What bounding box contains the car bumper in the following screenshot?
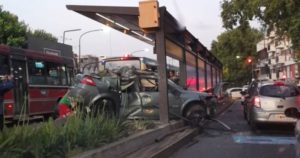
[251,107,297,124]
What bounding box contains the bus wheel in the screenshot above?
[91,99,115,117]
[184,103,206,128]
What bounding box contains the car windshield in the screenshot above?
[105,60,140,71]
[168,79,184,91]
[259,84,300,98]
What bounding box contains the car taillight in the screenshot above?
[80,76,96,86]
[254,97,261,108]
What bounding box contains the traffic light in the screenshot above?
[247,57,252,64]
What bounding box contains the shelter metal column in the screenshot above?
[156,7,169,123]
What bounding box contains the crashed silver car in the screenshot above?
[57,66,217,122]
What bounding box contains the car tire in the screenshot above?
[184,103,206,127]
[91,99,115,117]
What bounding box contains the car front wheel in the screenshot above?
[90,99,115,117]
[184,103,206,127]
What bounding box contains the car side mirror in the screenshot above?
[285,108,300,119]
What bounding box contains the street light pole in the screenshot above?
[235,55,240,82]
[78,29,102,70]
[63,29,81,44]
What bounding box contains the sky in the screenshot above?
[1,0,225,59]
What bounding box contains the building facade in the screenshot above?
[256,31,299,82]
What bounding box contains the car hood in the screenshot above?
[181,90,210,100]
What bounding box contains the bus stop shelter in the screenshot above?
[67,2,222,123]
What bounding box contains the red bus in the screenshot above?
[0,45,74,123]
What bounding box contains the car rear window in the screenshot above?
[259,85,300,98]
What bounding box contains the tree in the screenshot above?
[0,6,58,47]
[0,6,27,47]
[221,0,300,49]
[211,26,263,84]
[28,29,58,42]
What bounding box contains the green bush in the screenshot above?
[0,114,124,158]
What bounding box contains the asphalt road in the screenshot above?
[170,100,297,158]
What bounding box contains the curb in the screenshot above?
[140,100,235,158]
[72,120,184,158]
[123,127,198,158]
[72,101,235,158]
[151,128,198,158]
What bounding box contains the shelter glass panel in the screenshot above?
[216,69,220,83]
[198,59,205,91]
[166,39,183,61]
[186,52,197,90]
[206,63,212,89]
[167,56,180,84]
[212,67,216,87]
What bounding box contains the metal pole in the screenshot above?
[62,29,81,44]
[78,29,102,71]
[156,7,169,124]
[252,62,254,79]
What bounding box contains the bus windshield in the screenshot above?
[105,59,140,71]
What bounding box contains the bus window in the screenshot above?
[46,62,60,85]
[60,66,67,85]
[0,55,9,76]
[66,67,74,85]
[28,60,46,85]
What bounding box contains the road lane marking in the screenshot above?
[232,135,296,145]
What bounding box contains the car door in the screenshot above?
[11,58,28,117]
[167,83,183,117]
[119,78,142,118]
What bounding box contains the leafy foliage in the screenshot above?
[211,26,263,84]
[221,0,300,49]
[28,29,58,42]
[0,6,58,47]
[0,7,27,47]
[0,115,124,158]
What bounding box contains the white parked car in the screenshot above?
[226,87,243,99]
